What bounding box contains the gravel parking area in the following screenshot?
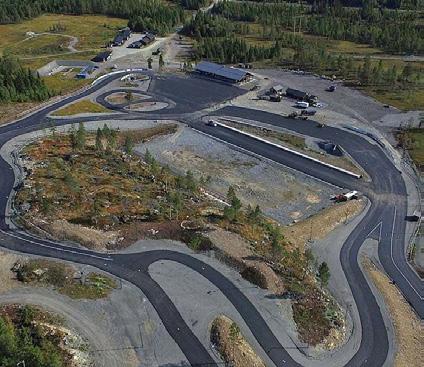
[140,126,334,224]
[0,250,188,367]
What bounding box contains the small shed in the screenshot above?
[92,50,112,63]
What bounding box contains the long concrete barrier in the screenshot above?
[214,120,362,179]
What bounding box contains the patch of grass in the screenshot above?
[61,273,117,299]
[398,128,424,170]
[0,14,127,56]
[365,88,424,111]
[13,259,117,299]
[52,99,110,116]
[8,34,70,57]
[43,74,92,96]
[21,50,99,70]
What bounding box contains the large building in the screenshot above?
[194,61,251,84]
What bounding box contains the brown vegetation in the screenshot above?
[13,259,117,299]
[363,258,424,367]
[211,315,265,367]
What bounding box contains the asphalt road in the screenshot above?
[0,71,422,367]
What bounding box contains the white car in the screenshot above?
[295,101,309,109]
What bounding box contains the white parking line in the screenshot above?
[0,229,113,261]
[389,207,423,300]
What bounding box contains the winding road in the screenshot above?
[0,70,422,367]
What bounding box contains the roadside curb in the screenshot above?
[213,120,362,179]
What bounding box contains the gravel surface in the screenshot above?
[140,125,335,225]
[0,250,189,367]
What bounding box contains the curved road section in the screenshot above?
[0,71,422,367]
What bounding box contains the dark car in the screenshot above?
[301,109,317,116]
[327,85,336,92]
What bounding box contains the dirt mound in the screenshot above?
[207,228,285,294]
[211,315,265,367]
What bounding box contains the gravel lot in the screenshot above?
[140,125,334,224]
[0,250,188,367]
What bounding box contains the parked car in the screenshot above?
[295,101,309,109]
[301,109,317,116]
[327,85,336,92]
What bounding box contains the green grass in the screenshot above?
[52,99,110,115]
[404,128,424,169]
[0,14,127,54]
[61,273,118,299]
[14,259,117,299]
[365,88,424,111]
[8,34,71,57]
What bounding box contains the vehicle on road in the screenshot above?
[327,85,336,92]
[206,120,217,127]
[331,190,359,202]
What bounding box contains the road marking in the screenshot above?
[389,207,423,300]
[366,221,382,242]
[0,229,113,261]
[194,128,345,190]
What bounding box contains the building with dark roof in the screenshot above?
[92,50,112,63]
[194,61,250,83]
[141,33,155,46]
[112,27,132,46]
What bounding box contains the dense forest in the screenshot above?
[0,306,65,367]
[0,0,184,34]
[178,0,210,10]
[212,0,424,54]
[0,56,51,103]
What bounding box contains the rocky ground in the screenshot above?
[141,126,335,225]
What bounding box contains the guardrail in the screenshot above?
[214,120,362,179]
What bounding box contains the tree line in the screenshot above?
[0,0,184,35]
[211,0,423,54]
[0,55,51,103]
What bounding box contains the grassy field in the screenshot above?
[8,34,71,57]
[0,14,127,55]
[52,99,110,116]
[404,128,424,170]
[365,88,424,111]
